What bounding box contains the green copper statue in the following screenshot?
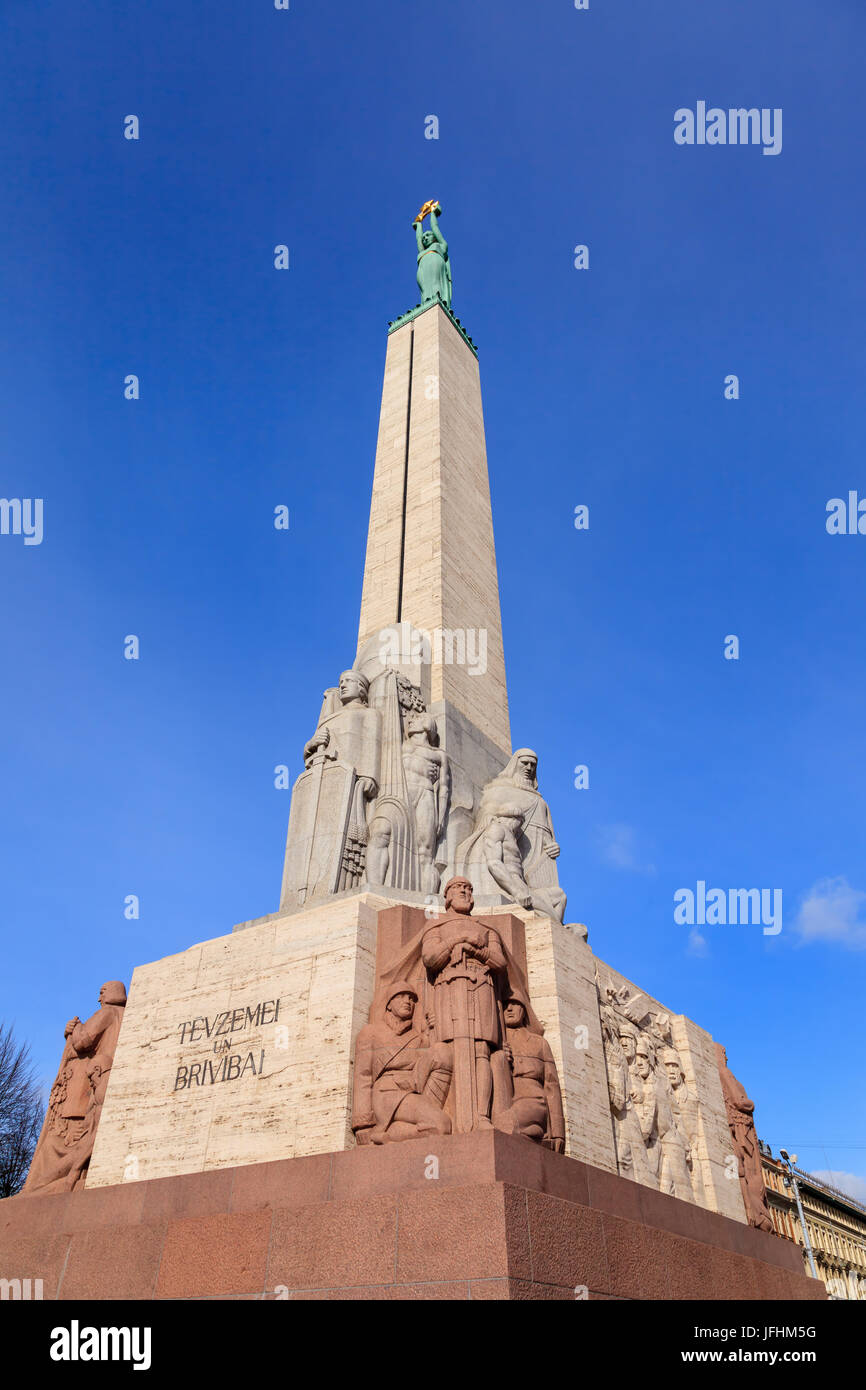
[413,200,452,310]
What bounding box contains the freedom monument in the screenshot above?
[0,205,820,1300]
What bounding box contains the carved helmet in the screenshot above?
[100,981,127,1006]
[384,980,418,1008]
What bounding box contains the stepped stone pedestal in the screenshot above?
[0,1132,823,1300]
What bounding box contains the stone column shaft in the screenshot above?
[356,304,511,756]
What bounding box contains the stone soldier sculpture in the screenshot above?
[655,1059,694,1202]
[352,981,452,1144]
[629,1037,662,1184]
[23,981,127,1195]
[600,1005,650,1184]
[421,877,508,1133]
[715,1043,774,1232]
[491,989,565,1151]
[661,1045,704,1203]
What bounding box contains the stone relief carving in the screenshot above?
[715,1042,774,1232]
[22,981,127,1195]
[456,749,566,922]
[599,1002,654,1185]
[629,1038,664,1181]
[395,673,425,714]
[351,877,564,1147]
[662,1045,705,1204]
[651,1047,694,1202]
[597,976,694,1200]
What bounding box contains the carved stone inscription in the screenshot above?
[172,998,281,1091]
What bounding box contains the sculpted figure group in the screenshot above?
[352,878,565,1149]
[598,978,699,1202]
[280,653,567,923]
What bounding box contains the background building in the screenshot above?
[761,1143,866,1300]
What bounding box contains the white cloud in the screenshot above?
[795,877,866,951]
[810,1170,866,1205]
[687,929,709,957]
[596,823,656,876]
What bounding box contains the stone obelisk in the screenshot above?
[356,298,511,757]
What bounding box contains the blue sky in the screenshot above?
[1,1,864,1198]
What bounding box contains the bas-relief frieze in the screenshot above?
[597,973,702,1203]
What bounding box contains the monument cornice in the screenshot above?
[387,299,478,356]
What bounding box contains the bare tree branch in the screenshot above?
[0,1022,45,1198]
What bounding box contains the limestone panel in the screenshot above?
[86,895,387,1187]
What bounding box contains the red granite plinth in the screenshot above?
[0,1132,825,1300]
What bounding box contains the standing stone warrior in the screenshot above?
[352,981,452,1145]
[492,990,565,1152]
[368,711,450,895]
[715,1043,774,1232]
[280,668,381,907]
[413,201,451,310]
[600,1003,630,1165]
[654,1051,694,1201]
[629,1038,662,1182]
[23,981,127,1195]
[614,1025,657,1186]
[457,749,566,922]
[661,1046,705,1204]
[421,877,507,1133]
[599,1008,651,1185]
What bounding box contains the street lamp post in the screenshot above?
[779,1148,819,1282]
